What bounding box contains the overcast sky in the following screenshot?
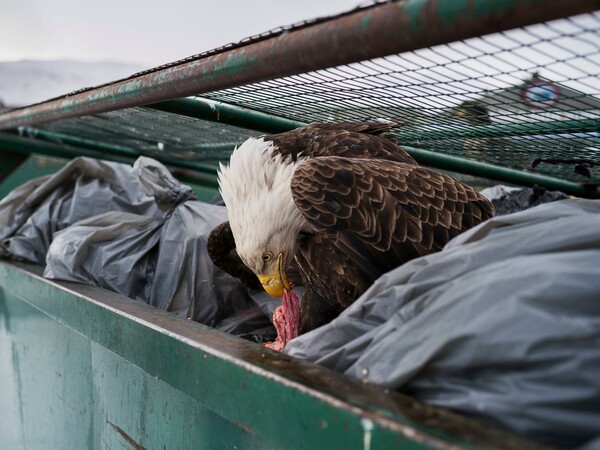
[0,0,362,68]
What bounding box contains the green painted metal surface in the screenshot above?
[0,131,135,166]
[0,281,272,450]
[403,146,597,197]
[3,129,228,177]
[147,97,306,134]
[0,154,66,200]
[0,131,221,189]
[0,262,544,450]
[0,139,218,203]
[0,150,27,184]
[394,118,600,143]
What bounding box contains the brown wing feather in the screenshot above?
[302,121,399,137]
[291,157,494,279]
[264,122,416,165]
[295,232,373,333]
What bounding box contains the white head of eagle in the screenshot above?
[217,137,310,297]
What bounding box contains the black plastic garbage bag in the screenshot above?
[286,199,600,448]
[481,184,569,215]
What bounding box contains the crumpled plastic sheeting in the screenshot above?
[145,201,263,327]
[0,156,274,334]
[286,199,600,449]
[44,211,162,301]
[0,156,193,263]
[44,202,264,329]
[481,184,569,216]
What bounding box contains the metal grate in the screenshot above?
[19,108,261,164]
[5,8,599,190]
[201,12,600,183]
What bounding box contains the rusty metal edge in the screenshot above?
[1,0,599,130]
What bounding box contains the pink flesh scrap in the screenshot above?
[264,289,300,351]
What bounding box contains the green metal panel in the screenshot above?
[0,284,272,450]
[0,262,544,450]
[0,147,218,203]
[0,131,223,195]
[403,146,597,197]
[0,150,28,184]
[0,293,94,449]
[0,130,224,179]
[0,155,67,200]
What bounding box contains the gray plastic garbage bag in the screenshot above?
[44,211,163,300]
[1,155,274,336]
[286,199,600,448]
[146,201,263,326]
[0,156,194,263]
[44,201,266,328]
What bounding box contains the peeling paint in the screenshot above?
[358,14,372,32]
[361,417,374,450]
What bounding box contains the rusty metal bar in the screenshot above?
[0,0,598,130]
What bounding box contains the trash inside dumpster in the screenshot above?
[1,152,600,448]
[287,199,600,448]
[0,156,276,338]
[1,1,600,449]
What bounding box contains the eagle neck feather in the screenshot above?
[217,137,309,271]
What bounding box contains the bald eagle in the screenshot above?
[208,122,494,340]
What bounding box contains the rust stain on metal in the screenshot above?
[235,421,255,434]
[0,0,598,130]
[108,421,147,450]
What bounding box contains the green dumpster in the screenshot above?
[1,1,599,448]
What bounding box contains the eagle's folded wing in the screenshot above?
[291,157,494,277]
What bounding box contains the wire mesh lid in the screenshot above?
[0,2,598,193]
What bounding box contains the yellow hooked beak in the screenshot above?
[258,253,291,298]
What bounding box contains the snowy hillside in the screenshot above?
[0,60,144,107]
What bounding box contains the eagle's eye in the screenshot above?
[262,252,273,262]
